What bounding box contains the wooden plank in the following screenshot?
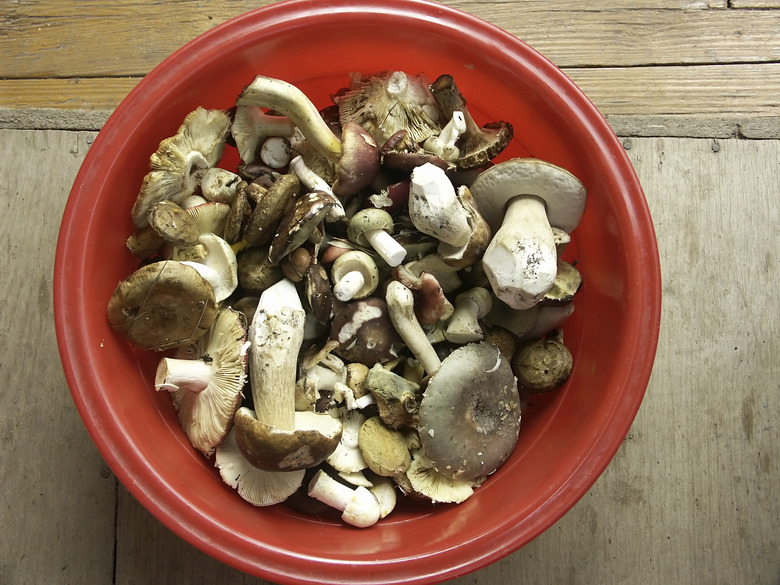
[3,62,778,138]
[0,129,116,585]
[1,3,776,78]
[105,137,779,583]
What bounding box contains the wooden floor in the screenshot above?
[1,1,778,584]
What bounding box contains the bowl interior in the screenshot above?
[55,1,661,583]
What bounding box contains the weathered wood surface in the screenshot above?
[1,0,779,137]
[1,129,778,584]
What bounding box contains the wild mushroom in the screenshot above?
[236,75,342,164]
[231,106,296,164]
[359,416,413,477]
[146,200,200,248]
[179,233,239,303]
[385,280,441,375]
[307,468,381,528]
[541,259,582,306]
[244,173,301,248]
[429,74,513,170]
[346,207,407,267]
[332,121,381,199]
[336,70,441,145]
[154,307,247,457]
[511,337,573,394]
[408,162,472,248]
[469,158,586,310]
[422,111,466,163]
[329,297,401,365]
[437,185,492,269]
[131,107,231,228]
[260,136,293,169]
[404,450,474,504]
[330,250,379,301]
[364,364,422,429]
[268,190,335,265]
[200,168,242,204]
[325,408,368,473]
[417,342,521,481]
[444,286,493,344]
[215,428,305,507]
[106,260,219,351]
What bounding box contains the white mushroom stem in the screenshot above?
[249,278,305,431]
[445,287,493,344]
[482,195,558,310]
[423,110,466,162]
[385,280,442,374]
[154,357,212,393]
[409,163,472,247]
[260,136,292,168]
[289,155,345,220]
[333,271,365,302]
[307,469,381,528]
[237,75,342,163]
[363,228,407,267]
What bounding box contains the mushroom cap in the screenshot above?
[215,428,305,507]
[147,200,200,248]
[418,342,520,481]
[162,307,248,457]
[180,233,239,303]
[346,208,394,247]
[332,121,381,199]
[269,190,335,264]
[542,259,582,306]
[330,250,379,300]
[511,337,573,393]
[233,407,342,472]
[469,158,586,234]
[106,260,219,351]
[329,297,401,365]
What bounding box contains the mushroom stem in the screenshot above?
[307,469,381,528]
[155,357,213,393]
[249,278,305,430]
[289,155,345,220]
[237,75,342,163]
[483,195,558,310]
[385,281,442,374]
[363,228,407,267]
[333,271,365,302]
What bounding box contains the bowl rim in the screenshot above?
[54,0,662,583]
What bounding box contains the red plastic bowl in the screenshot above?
[54,1,661,583]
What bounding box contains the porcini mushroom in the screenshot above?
[469,158,586,310]
[417,342,521,481]
[107,260,219,351]
[154,307,247,457]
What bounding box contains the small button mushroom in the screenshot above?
[422,111,467,163]
[260,136,293,169]
[154,307,247,457]
[408,162,472,248]
[237,75,342,164]
[215,428,305,507]
[346,208,407,267]
[469,158,586,310]
[444,286,493,344]
[106,260,219,351]
[131,107,232,228]
[330,250,379,301]
[511,337,573,394]
[417,342,521,481]
[385,280,442,375]
[429,74,514,171]
[307,468,381,528]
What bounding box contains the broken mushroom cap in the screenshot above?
[179,232,239,303]
[418,341,521,481]
[131,107,231,228]
[233,407,342,472]
[469,158,586,310]
[154,307,248,457]
[106,260,219,351]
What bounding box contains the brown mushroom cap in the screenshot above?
[332,121,381,199]
[268,190,335,264]
[233,407,342,472]
[418,342,520,481]
[329,297,401,365]
[107,260,218,351]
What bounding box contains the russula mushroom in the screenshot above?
[260,136,293,169]
[469,158,586,310]
[444,286,493,344]
[131,107,231,228]
[337,70,441,145]
[107,260,219,351]
[154,307,247,457]
[346,208,407,267]
[231,106,296,164]
[268,190,335,265]
[385,280,441,375]
[542,259,582,306]
[244,173,301,248]
[146,200,200,248]
[179,233,239,303]
[329,297,401,365]
[511,337,573,394]
[326,408,368,473]
[307,468,382,528]
[437,185,492,269]
[237,75,342,164]
[359,416,413,477]
[200,168,242,204]
[408,162,472,248]
[417,342,521,481]
[330,250,379,301]
[332,121,381,199]
[364,364,422,430]
[215,428,305,507]
[405,450,474,504]
[429,74,513,170]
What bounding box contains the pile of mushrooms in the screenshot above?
[107,70,585,527]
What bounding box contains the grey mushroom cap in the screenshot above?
[469,158,586,234]
[418,342,520,481]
